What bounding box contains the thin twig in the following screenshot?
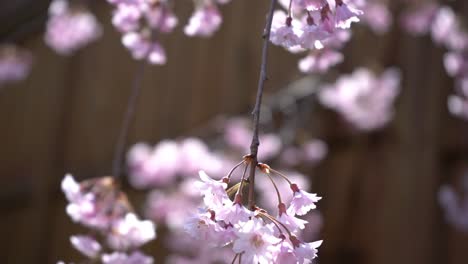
[231,253,239,264]
[248,0,277,209]
[112,62,145,178]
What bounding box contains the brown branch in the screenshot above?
[112,62,145,178]
[248,0,277,209]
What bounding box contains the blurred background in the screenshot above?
[1,0,468,264]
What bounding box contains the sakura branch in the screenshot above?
[112,62,145,179]
[247,0,278,211]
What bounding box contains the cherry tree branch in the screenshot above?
[112,62,145,178]
[248,0,277,209]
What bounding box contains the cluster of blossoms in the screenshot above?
[0,45,32,87]
[127,118,327,188]
[108,0,232,65]
[45,0,102,55]
[359,0,392,35]
[187,164,322,263]
[318,67,401,131]
[438,171,468,232]
[60,174,156,263]
[401,3,468,120]
[127,137,229,188]
[270,0,364,73]
[125,117,325,262]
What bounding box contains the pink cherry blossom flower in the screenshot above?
[298,49,344,73]
[112,3,142,32]
[361,2,392,34]
[147,42,167,65]
[216,199,253,225]
[300,23,330,49]
[232,218,282,263]
[271,24,303,49]
[184,5,222,37]
[293,239,323,263]
[61,174,131,230]
[185,208,235,247]
[334,0,363,29]
[107,213,156,250]
[194,171,229,209]
[443,52,468,78]
[70,235,102,258]
[275,241,298,264]
[400,3,438,36]
[448,94,468,120]
[270,11,303,49]
[431,7,457,46]
[101,251,154,264]
[288,184,322,216]
[438,173,468,231]
[277,203,308,233]
[297,0,329,11]
[318,67,401,131]
[145,6,178,33]
[45,0,102,55]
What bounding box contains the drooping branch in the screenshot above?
[112,62,145,178]
[248,0,277,209]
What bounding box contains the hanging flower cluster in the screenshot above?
[318,67,401,131]
[108,0,232,65]
[187,163,323,263]
[126,116,325,262]
[59,174,156,263]
[270,0,363,73]
[45,0,102,55]
[438,171,468,232]
[0,45,32,87]
[401,3,468,120]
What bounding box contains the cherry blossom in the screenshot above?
[232,218,282,263]
[185,170,322,263]
[184,5,223,37]
[288,184,322,216]
[101,251,154,264]
[107,213,156,250]
[319,67,402,131]
[270,0,363,73]
[438,172,468,232]
[61,174,156,263]
[45,0,102,55]
[70,235,102,258]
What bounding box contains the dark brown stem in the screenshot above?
[247,0,277,209]
[112,62,145,178]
